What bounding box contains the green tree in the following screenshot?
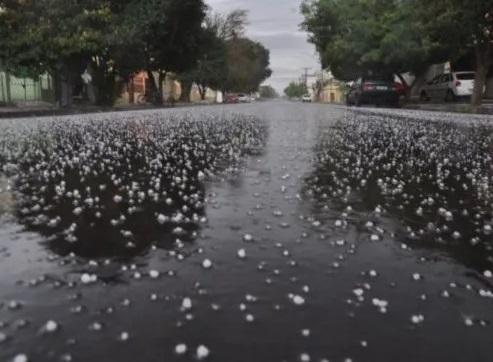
[177,9,249,102]
[301,0,451,91]
[416,0,492,106]
[302,0,493,106]
[121,0,207,104]
[0,0,112,107]
[207,9,249,40]
[224,38,272,93]
[259,85,279,99]
[88,0,137,106]
[284,82,307,98]
[179,27,228,100]
[0,0,208,107]
[200,9,271,95]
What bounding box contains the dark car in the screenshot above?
[346,77,400,107]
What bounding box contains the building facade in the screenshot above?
[118,71,222,105]
[313,70,345,103]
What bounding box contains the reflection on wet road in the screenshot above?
[0,102,492,362]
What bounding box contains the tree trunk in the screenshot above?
[157,71,167,105]
[128,76,135,104]
[199,85,207,100]
[0,72,4,103]
[52,66,74,108]
[179,80,192,102]
[60,74,74,108]
[146,69,158,104]
[53,72,61,107]
[471,44,491,107]
[5,72,11,103]
[86,62,97,105]
[91,59,119,106]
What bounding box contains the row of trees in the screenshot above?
[259,85,279,99]
[0,1,272,107]
[179,10,272,102]
[301,0,492,106]
[284,82,308,98]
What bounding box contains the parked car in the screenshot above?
[238,94,252,103]
[346,77,399,107]
[225,94,239,104]
[394,82,409,97]
[302,94,312,103]
[420,72,475,102]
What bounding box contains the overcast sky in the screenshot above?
[206,0,320,92]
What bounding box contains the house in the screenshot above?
[118,72,223,105]
[118,71,182,105]
[319,78,345,103]
[313,70,345,103]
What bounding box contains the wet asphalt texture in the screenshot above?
[0,101,493,362]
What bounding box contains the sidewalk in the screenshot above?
[0,101,216,119]
[403,100,493,115]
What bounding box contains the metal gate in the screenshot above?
[0,71,54,103]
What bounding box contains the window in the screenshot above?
[456,73,475,80]
[429,76,439,85]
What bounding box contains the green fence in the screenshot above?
[0,71,55,104]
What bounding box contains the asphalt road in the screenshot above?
[0,101,492,362]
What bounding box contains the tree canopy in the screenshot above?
[207,9,249,40]
[179,26,228,100]
[0,2,272,106]
[176,9,272,99]
[301,0,493,105]
[259,85,279,99]
[414,0,492,105]
[284,82,308,98]
[117,0,207,103]
[301,0,448,81]
[224,37,272,93]
[0,0,208,106]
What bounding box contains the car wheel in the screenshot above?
[445,89,456,103]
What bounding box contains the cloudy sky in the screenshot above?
[206,0,320,92]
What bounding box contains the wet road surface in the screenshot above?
[0,101,493,362]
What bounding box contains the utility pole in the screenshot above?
[302,67,311,88]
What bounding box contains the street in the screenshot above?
[0,101,493,362]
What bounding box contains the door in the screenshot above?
[438,74,452,99]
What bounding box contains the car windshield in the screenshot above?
[456,73,475,80]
